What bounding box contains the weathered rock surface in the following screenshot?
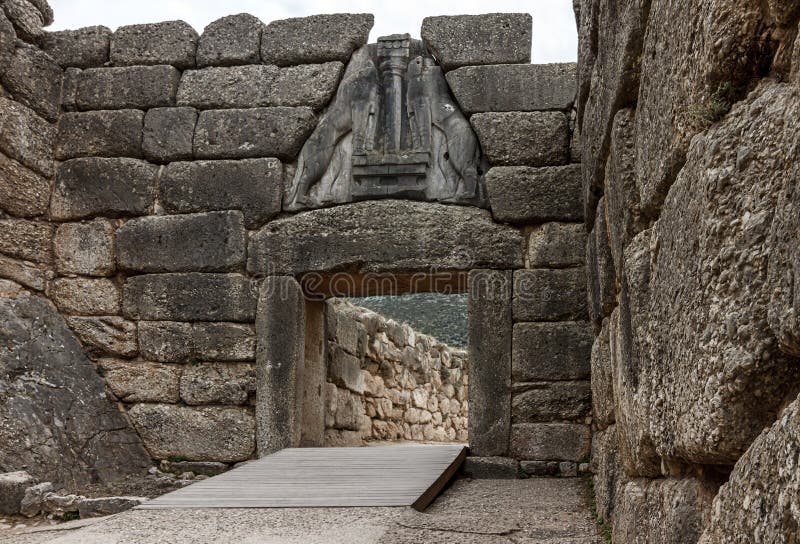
[421,14,532,71]
[177,65,277,109]
[586,197,616,328]
[128,404,255,462]
[471,112,569,167]
[138,321,255,362]
[0,471,35,515]
[512,322,592,382]
[111,21,198,69]
[0,97,55,177]
[526,222,586,268]
[53,219,115,276]
[142,107,197,163]
[0,44,62,121]
[269,62,343,110]
[0,152,51,217]
[510,423,591,461]
[486,165,583,223]
[196,13,263,67]
[77,496,147,518]
[76,65,180,110]
[0,291,150,487]
[161,159,283,228]
[2,0,47,42]
[248,201,523,275]
[446,63,576,113]
[462,457,519,479]
[591,425,622,523]
[180,362,255,405]
[511,381,591,422]
[0,255,46,291]
[260,14,373,66]
[512,268,588,321]
[56,110,143,160]
[50,277,120,315]
[591,318,615,430]
[123,273,257,322]
[66,316,138,358]
[51,158,157,219]
[99,359,181,403]
[39,26,112,68]
[0,218,53,263]
[116,211,246,273]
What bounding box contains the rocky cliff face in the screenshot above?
[578,0,800,540]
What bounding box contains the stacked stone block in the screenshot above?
[324,300,469,447]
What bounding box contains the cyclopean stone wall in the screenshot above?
[577,0,800,541]
[324,299,469,447]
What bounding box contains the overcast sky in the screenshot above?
[48,0,578,64]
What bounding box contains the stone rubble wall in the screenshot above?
[578,0,800,540]
[323,299,469,447]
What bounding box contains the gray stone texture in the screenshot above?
[2,0,47,42]
[128,404,255,462]
[586,197,616,330]
[51,158,157,220]
[66,316,138,358]
[328,345,365,394]
[510,423,591,461]
[138,321,255,363]
[0,218,53,263]
[0,471,35,515]
[421,14,532,71]
[446,63,576,113]
[591,425,623,524]
[0,44,62,121]
[256,276,305,455]
[60,66,79,112]
[161,159,283,228]
[471,112,569,167]
[526,222,586,268]
[78,497,147,518]
[248,201,523,276]
[0,255,46,291]
[0,291,150,487]
[0,151,51,217]
[177,65,277,109]
[142,107,197,163]
[486,165,583,224]
[111,21,198,70]
[39,26,112,68]
[467,270,512,457]
[591,318,615,430]
[196,13,263,67]
[116,211,246,273]
[270,62,344,110]
[76,65,180,110]
[0,10,14,74]
[462,457,520,479]
[512,322,592,382]
[53,219,115,276]
[180,362,255,405]
[260,13,373,66]
[56,110,144,160]
[193,107,316,161]
[512,268,588,322]
[123,273,257,322]
[511,381,592,423]
[50,277,120,315]
[98,359,181,403]
[0,97,55,177]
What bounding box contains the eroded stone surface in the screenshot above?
[53,219,115,276]
[486,165,583,224]
[0,44,62,121]
[50,277,120,315]
[138,321,255,362]
[142,107,197,163]
[0,151,51,217]
[177,65,277,109]
[76,65,180,110]
[472,112,569,167]
[512,322,592,382]
[196,13,263,67]
[180,362,255,405]
[260,14,373,66]
[111,21,198,69]
[56,110,144,160]
[39,26,112,68]
[99,359,181,403]
[512,268,588,322]
[526,222,586,268]
[0,97,55,177]
[510,423,591,461]
[66,316,138,358]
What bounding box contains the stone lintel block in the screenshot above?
[468,269,512,457]
[197,13,263,67]
[51,158,157,220]
[421,14,532,71]
[260,14,373,66]
[39,26,112,68]
[111,21,199,70]
[526,222,587,268]
[142,107,197,163]
[76,65,181,110]
[128,404,255,462]
[98,358,181,403]
[472,111,570,167]
[486,164,583,224]
[122,273,257,322]
[56,110,144,160]
[50,277,120,316]
[0,151,51,217]
[176,65,277,109]
[446,63,576,113]
[116,211,246,273]
[0,44,63,122]
[510,423,591,461]
[0,97,55,177]
[138,321,255,363]
[511,381,592,423]
[53,219,115,276]
[513,268,588,321]
[193,107,316,161]
[0,218,53,263]
[462,456,520,479]
[180,362,255,406]
[161,158,282,228]
[328,344,365,394]
[512,322,592,382]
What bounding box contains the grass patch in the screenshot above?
[585,475,613,544]
[688,81,742,130]
[62,511,80,522]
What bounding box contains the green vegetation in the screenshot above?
[62,511,80,522]
[689,81,742,129]
[586,475,613,544]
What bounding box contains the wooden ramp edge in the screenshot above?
[138,444,467,512]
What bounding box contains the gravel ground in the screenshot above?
[0,478,602,544]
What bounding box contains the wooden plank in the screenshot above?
[139,444,466,511]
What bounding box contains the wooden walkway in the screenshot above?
[139,444,467,511]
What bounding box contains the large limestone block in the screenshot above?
[2,0,47,43]
[177,65,277,109]
[138,321,255,363]
[0,471,35,515]
[39,26,112,68]
[98,359,181,403]
[51,158,157,220]
[260,14,373,66]
[0,44,62,121]
[0,255,46,291]
[116,211,246,273]
[0,97,55,177]
[269,62,344,110]
[0,152,51,217]
[0,218,53,263]
[193,107,316,161]
[591,318,615,430]
[142,107,196,163]
[76,65,180,110]
[196,13,263,68]
[161,159,283,228]
[421,14,532,71]
[0,291,150,487]
[512,268,588,321]
[66,316,138,358]
[586,197,616,329]
[698,393,800,543]
[248,200,523,275]
[485,165,583,224]
[591,425,623,524]
[511,381,591,422]
[471,112,569,167]
[128,404,255,462]
[512,322,592,382]
[50,277,120,315]
[526,222,587,268]
[446,63,576,113]
[111,21,198,69]
[641,83,800,465]
[122,273,257,322]
[180,362,255,405]
[510,423,591,461]
[55,110,144,160]
[53,220,115,276]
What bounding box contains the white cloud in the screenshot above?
[48,0,577,63]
